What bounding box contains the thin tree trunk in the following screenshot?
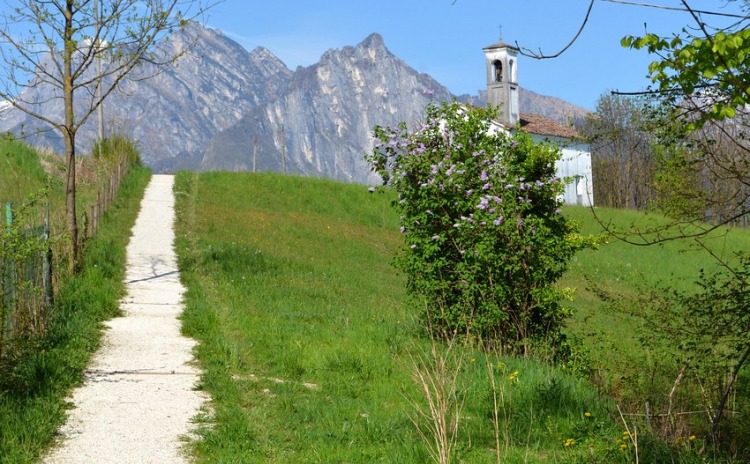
[64,132,77,265]
[64,1,78,266]
[702,346,750,452]
[664,359,689,438]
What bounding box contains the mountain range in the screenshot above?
[0,22,589,182]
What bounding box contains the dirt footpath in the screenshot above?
[43,174,206,464]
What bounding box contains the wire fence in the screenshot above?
[84,159,129,240]
[0,202,52,359]
[0,158,130,362]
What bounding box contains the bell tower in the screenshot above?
[483,37,520,127]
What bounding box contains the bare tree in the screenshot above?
[0,0,212,264]
[579,93,657,210]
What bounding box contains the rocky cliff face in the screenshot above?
[200,33,451,183]
[0,22,588,182]
[129,23,293,170]
[0,22,292,170]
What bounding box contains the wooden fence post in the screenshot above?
[43,201,53,308]
[2,202,13,349]
[3,202,14,324]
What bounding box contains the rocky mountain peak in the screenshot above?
[0,22,589,178]
[200,30,453,182]
[359,32,385,50]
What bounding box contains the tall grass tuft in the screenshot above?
[91,134,141,167]
[407,334,467,464]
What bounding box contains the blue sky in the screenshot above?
[204,0,744,110]
[0,1,743,111]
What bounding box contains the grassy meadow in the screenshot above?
[175,171,750,462]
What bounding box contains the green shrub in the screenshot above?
[91,135,141,167]
[368,102,596,355]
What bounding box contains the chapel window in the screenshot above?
[493,60,503,82]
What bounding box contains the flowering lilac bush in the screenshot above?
[368,102,592,354]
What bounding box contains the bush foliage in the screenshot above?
[368,102,594,354]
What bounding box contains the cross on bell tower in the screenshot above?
[483,34,520,127]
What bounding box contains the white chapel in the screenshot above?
[483,38,594,207]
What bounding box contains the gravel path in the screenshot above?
[43,174,206,464]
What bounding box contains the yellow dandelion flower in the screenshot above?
[563,438,576,447]
[508,370,519,382]
[689,435,696,441]
[620,444,628,451]
[584,411,592,417]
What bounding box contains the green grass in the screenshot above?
[561,206,750,398]
[0,133,51,202]
[175,172,712,463]
[0,134,64,234]
[0,165,151,463]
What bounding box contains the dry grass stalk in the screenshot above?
[407,336,467,464]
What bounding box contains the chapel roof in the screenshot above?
[518,113,579,139]
[483,39,520,52]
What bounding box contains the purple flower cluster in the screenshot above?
[373,129,411,155]
[476,195,501,211]
[419,154,471,190]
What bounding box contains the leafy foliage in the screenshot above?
[621,3,750,131]
[0,190,51,361]
[368,102,595,354]
[670,255,750,450]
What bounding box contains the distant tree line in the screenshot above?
[578,94,657,211]
[579,93,750,229]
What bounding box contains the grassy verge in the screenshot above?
[0,165,151,463]
[0,133,51,201]
[175,172,673,463]
[562,206,750,404]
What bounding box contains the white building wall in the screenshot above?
[532,135,594,207]
[484,119,595,207]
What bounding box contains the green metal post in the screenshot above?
[4,202,11,229]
